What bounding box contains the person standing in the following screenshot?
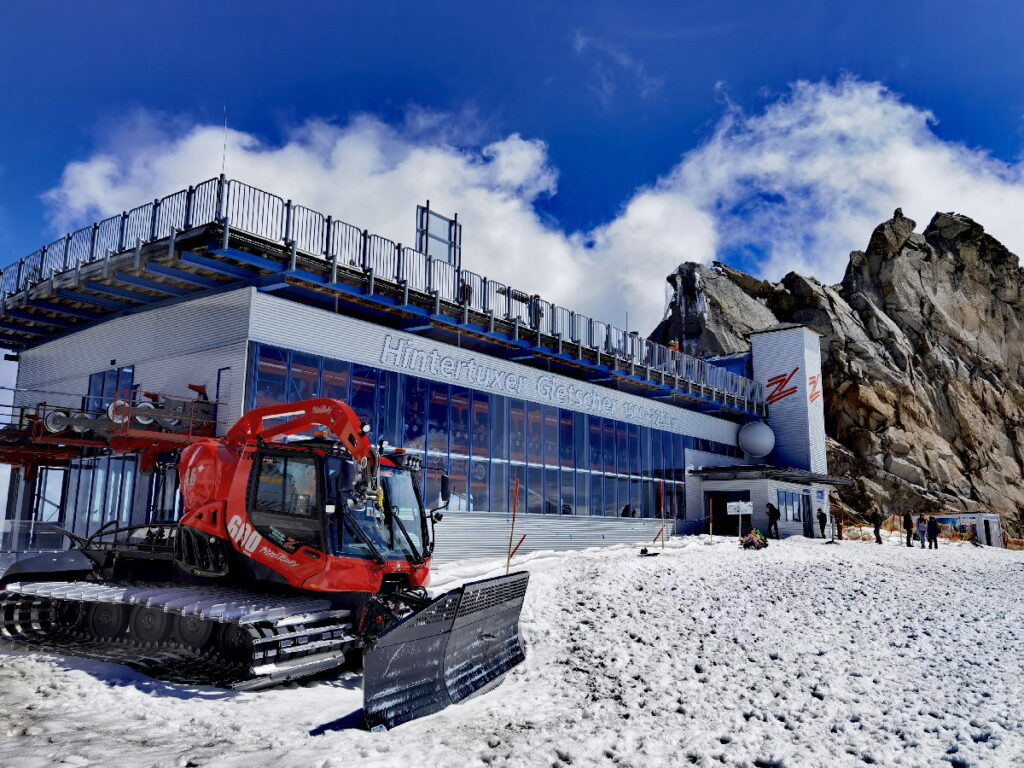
[766,502,781,540]
[871,508,883,544]
[927,515,940,549]
[916,514,927,549]
[817,508,827,539]
[903,511,914,548]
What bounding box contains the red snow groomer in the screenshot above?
[0,398,529,729]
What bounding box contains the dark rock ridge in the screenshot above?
[652,209,1024,534]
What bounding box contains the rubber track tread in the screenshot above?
[0,583,357,688]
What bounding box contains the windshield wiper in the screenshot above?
[338,504,387,565]
[389,508,423,564]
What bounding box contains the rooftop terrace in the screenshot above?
[0,176,766,420]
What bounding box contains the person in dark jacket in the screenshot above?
[903,511,914,548]
[817,508,827,538]
[871,508,883,544]
[927,516,940,549]
[766,502,781,539]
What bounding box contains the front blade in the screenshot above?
[362,571,529,730]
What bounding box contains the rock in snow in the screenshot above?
[652,210,1024,535]
[2,538,1023,767]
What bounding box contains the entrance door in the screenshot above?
[801,494,814,537]
[984,519,992,546]
[704,491,750,537]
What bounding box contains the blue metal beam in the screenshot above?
[114,271,189,296]
[209,247,284,273]
[0,334,27,348]
[0,321,43,336]
[57,290,129,311]
[145,263,222,289]
[32,299,103,320]
[180,251,259,281]
[6,309,77,330]
[84,280,154,304]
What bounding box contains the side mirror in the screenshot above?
[440,474,451,504]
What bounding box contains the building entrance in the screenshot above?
[704,491,751,537]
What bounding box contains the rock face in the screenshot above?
[652,210,1024,535]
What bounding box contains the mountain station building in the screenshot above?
[0,177,848,565]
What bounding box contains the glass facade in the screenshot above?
[0,341,745,554]
[249,342,739,520]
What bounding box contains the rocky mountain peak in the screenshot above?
[652,210,1024,534]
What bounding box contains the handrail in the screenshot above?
[0,175,767,410]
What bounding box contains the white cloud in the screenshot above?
[40,78,1024,338]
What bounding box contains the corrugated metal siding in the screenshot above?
[15,289,253,433]
[750,327,827,473]
[431,512,671,562]
[248,291,739,444]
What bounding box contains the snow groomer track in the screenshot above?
[1,581,357,688]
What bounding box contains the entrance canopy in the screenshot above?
[689,464,853,486]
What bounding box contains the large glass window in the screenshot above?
[589,417,602,471]
[615,422,628,475]
[378,371,403,448]
[777,490,803,522]
[558,410,574,468]
[450,387,471,457]
[350,365,379,431]
[526,403,543,465]
[544,467,559,515]
[471,392,490,459]
[469,460,488,512]
[426,382,449,457]
[254,345,289,409]
[403,376,427,452]
[322,358,350,402]
[628,424,640,476]
[527,465,543,514]
[510,464,527,515]
[447,457,468,510]
[575,470,589,516]
[510,399,526,463]
[289,352,320,402]
[602,420,615,474]
[424,454,449,510]
[590,473,603,516]
[560,469,575,515]
[542,406,559,467]
[491,462,509,514]
[237,344,701,532]
[490,395,509,461]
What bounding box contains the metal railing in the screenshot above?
[1,175,766,410]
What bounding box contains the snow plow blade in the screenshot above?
[362,571,529,730]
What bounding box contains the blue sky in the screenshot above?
[4,1,1024,331]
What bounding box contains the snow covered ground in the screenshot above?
[2,533,1023,768]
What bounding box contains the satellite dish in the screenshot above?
[738,421,775,458]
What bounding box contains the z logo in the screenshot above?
[808,375,822,403]
[766,367,800,404]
